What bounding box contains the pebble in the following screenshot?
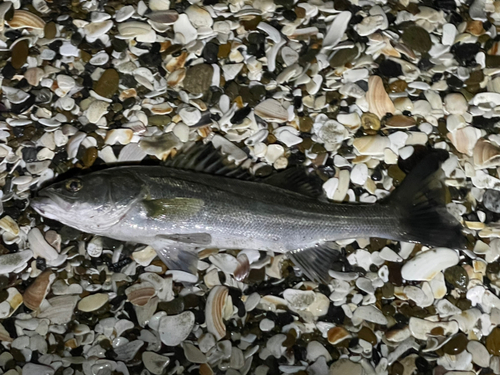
[77,293,109,312]
[483,190,500,213]
[0,251,33,274]
[95,69,119,99]
[401,248,459,281]
[183,64,213,94]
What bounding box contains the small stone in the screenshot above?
[444,93,468,115]
[82,147,98,168]
[453,43,481,66]
[77,293,109,312]
[361,112,380,134]
[483,190,500,213]
[402,26,432,53]
[95,69,119,99]
[486,327,500,355]
[183,64,213,94]
[443,333,467,355]
[329,46,358,68]
[444,265,468,291]
[329,358,363,375]
[11,40,28,69]
[378,59,402,78]
[203,42,219,64]
[358,326,377,345]
[327,326,351,345]
[44,22,56,39]
[0,251,33,274]
[142,351,170,375]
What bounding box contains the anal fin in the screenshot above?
[287,243,341,283]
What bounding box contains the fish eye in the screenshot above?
[65,179,82,193]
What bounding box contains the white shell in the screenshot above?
[28,228,58,261]
[254,99,288,123]
[401,248,459,281]
[447,126,481,156]
[173,14,197,45]
[322,11,351,49]
[158,311,195,346]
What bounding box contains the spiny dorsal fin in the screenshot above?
[163,141,252,179]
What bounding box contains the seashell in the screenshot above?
[125,282,156,306]
[28,228,58,261]
[0,215,19,236]
[119,143,147,163]
[353,135,390,156]
[151,102,173,115]
[366,76,395,119]
[166,52,188,72]
[159,311,195,346]
[33,0,50,14]
[179,107,201,126]
[283,289,315,310]
[205,285,229,340]
[473,139,500,169]
[24,67,44,86]
[447,126,481,156]
[105,129,134,145]
[84,20,113,39]
[143,352,170,375]
[38,295,79,324]
[118,21,153,38]
[0,323,13,342]
[384,115,416,129]
[77,293,109,312]
[140,132,182,160]
[7,10,45,29]
[322,11,351,49]
[254,99,288,123]
[173,14,197,45]
[6,287,23,315]
[2,86,29,104]
[470,92,500,108]
[85,100,109,124]
[185,5,213,28]
[401,248,459,281]
[409,317,459,340]
[166,68,186,87]
[327,326,352,345]
[24,269,54,310]
[147,10,179,24]
[444,93,468,115]
[352,305,388,325]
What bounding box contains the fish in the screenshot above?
[30,144,465,283]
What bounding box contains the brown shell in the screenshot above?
[125,283,156,306]
[205,285,228,340]
[24,270,53,311]
[7,10,45,29]
[366,76,396,119]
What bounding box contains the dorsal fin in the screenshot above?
[163,141,251,179]
[163,141,323,198]
[263,167,324,198]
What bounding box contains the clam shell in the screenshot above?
[24,269,54,310]
[447,126,481,156]
[205,285,228,340]
[125,282,156,306]
[409,317,459,340]
[353,135,390,156]
[473,139,500,169]
[0,215,19,235]
[105,129,134,145]
[366,76,395,119]
[327,326,352,345]
[401,248,459,281]
[159,311,195,346]
[0,323,13,342]
[384,115,416,129]
[254,99,288,123]
[7,10,45,29]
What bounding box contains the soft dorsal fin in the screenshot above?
[263,168,324,198]
[164,141,323,198]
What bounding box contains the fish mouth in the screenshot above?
[31,190,72,216]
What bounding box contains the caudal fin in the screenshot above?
[384,151,466,249]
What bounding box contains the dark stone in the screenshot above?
[138,43,162,67]
[418,57,434,72]
[452,43,480,66]
[449,11,463,25]
[378,59,403,77]
[446,75,464,90]
[274,0,293,7]
[434,0,456,10]
[21,147,38,162]
[112,38,128,52]
[472,116,500,129]
[283,9,297,21]
[202,42,219,64]
[2,62,16,79]
[230,106,251,124]
[247,32,265,45]
[49,40,63,52]
[70,32,83,46]
[173,0,190,13]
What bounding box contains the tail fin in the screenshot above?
[383,151,466,249]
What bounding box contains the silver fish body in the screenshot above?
[31,154,464,282]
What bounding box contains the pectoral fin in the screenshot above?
[143,198,204,220]
[287,243,341,283]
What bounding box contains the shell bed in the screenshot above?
[0,0,500,374]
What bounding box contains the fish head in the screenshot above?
[31,170,144,233]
